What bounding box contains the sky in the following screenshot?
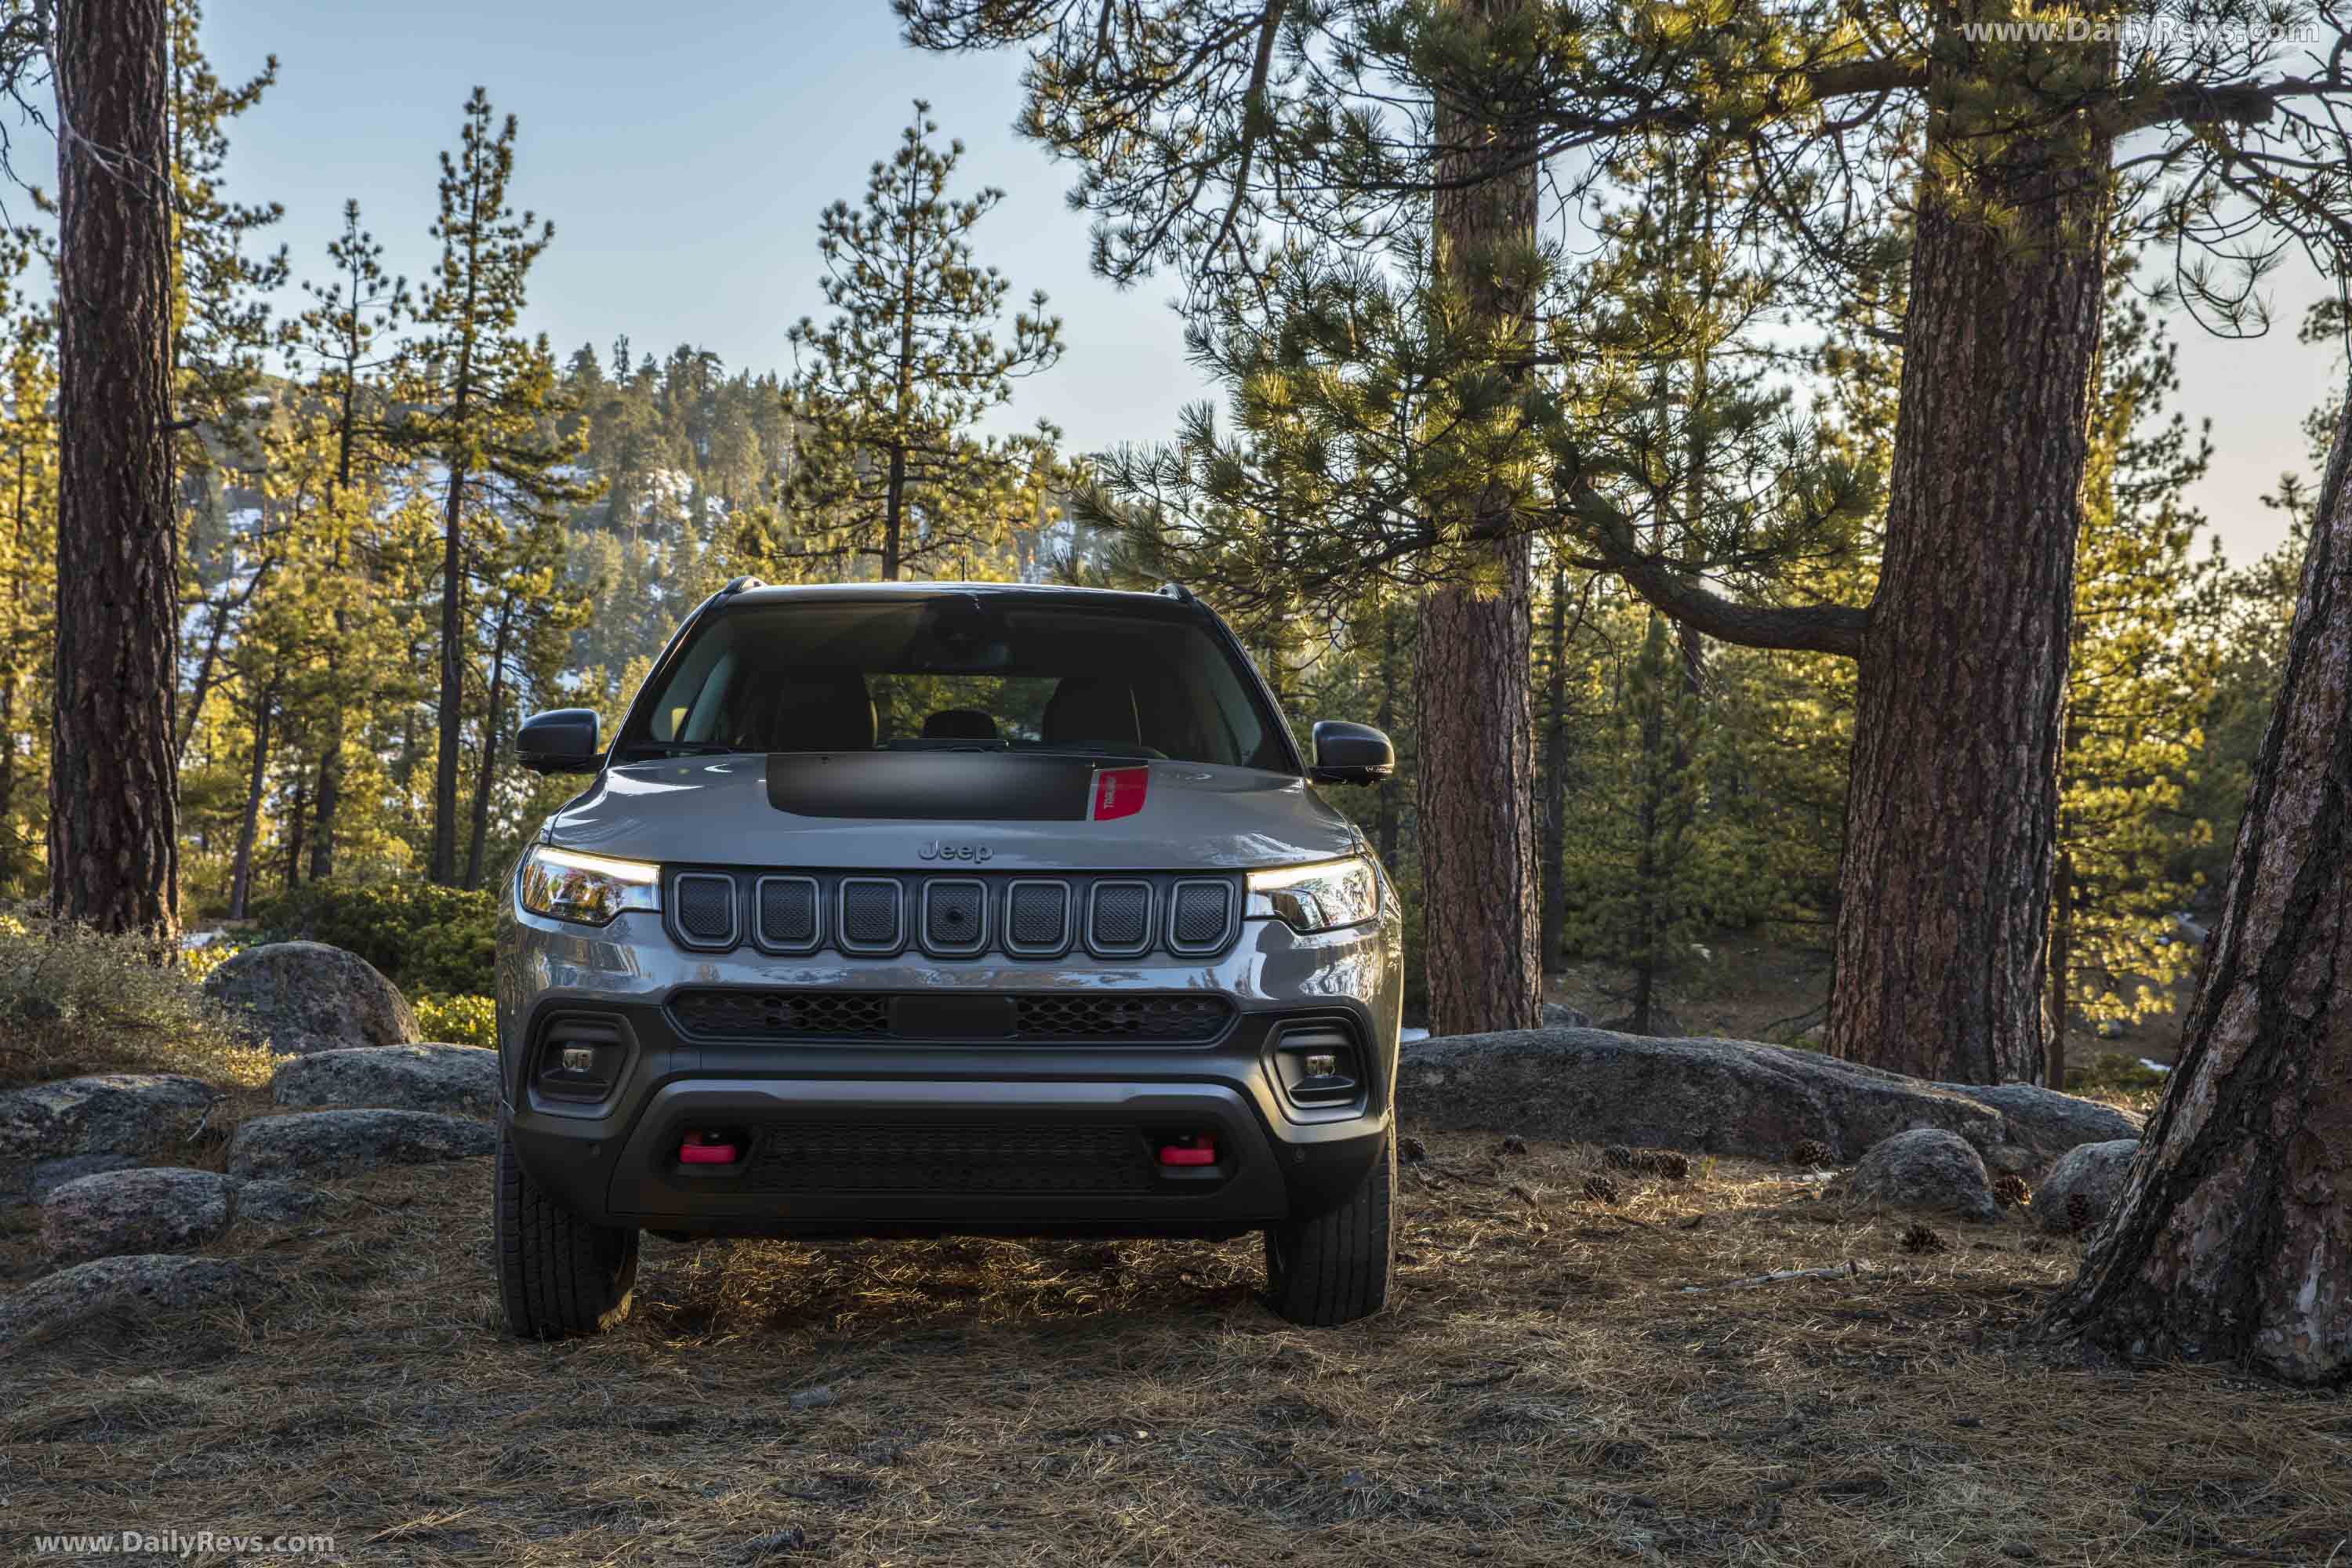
[82,2,2352,565]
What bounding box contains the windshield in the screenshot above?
[615,594,1294,771]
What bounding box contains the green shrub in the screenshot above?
[249,881,499,998]
[416,993,497,1049]
[0,913,274,1087]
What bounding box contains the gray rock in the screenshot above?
[225,1108,493,1181]
[271,1043,498,1117]
[231,1178,344,1226]
[2035,1138,2140,1233]
[0,1074,220,1201]
[40,1167,236,1266]
[0,1254,273,1351]
[1398,1028,2140,1174]
[202,941,420,1055]
[1848,1128,1998,1222]
[1540,1002,1593,1029]
[25,1152,142,1200]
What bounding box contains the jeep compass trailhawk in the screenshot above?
[495,580,1402,1335]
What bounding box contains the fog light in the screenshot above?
[1304,1051,1338,1078]
[560,1046,596,1074]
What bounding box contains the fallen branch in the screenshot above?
[1679,1260,1870,1294]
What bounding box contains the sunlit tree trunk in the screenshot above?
[50,0,180,938]
[2043,398,2352,1385]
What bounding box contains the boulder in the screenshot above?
[202,941,420,1056]
[1397,1027,2139,1175]
[1540,1003,1593,1029]
[271,1043,499,1117]
[40,1167,236,1266]
[225,1108,493,1181]
[231,1178,344,1227]
[0,1254,271,1352]
[2035,1138,2140,1234]
[1846,1128,1998,1222]
[0,1074,220,1202]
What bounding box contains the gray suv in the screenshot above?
[494,580,1402,1336]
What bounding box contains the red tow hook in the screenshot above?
[1158,1133,1218,1167]
[678,1131,739,1166]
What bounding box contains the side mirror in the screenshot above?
[1310,720,1395,786]
[517,709,602,775]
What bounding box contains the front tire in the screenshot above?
[1264,1130,1394,1327]
[494,1123,639,1338]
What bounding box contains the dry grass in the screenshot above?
[5,1131,2347,1566]
[0,916,274,1091]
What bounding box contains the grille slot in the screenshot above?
[838,877,904,953]
[1087,880,1154,956]
[673,873,738,947]
[736,1123,1156,1194]
[755,876,820,953]
[921,879,989,956]
[1168,880,1236,953]
[667,989,1234,1044]
[670,989,891,1038]
[1004,880,1073,955]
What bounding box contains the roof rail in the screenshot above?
[1155,581,1196,604]
[719,575,767,596]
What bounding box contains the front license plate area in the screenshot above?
[887,994,1018,1040]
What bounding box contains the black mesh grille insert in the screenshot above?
[670,989,890,1038]
[840,880,902,949]
[737,1123,1155,1194]
[1170,881,1234,949]
[1012,993,1233,1040]
[757,877,818,949]
[1006,881,1069,950]
[675,874,736,944]
[1089,882,1152,952]
[924,880,987,953]
[667,989,1233,1043]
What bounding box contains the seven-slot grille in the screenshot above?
[667,987,1236,1044]
[664,869,1240,961]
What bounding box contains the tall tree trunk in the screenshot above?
[227,684,274,921]
[2048,848,2074,1090]
[430,465,467,884]
[1538,568,1571,973]
[882,443,906,581]
[2042,397,2352,1385]
[463,602,514,889]
[310,738,341,880]
[1824,17,2114,1082]
[1417,0,1541,1036]
[50,0,180,938]
[0,673,16,890]
[1374,600,1403,872]
[281,766,307,892]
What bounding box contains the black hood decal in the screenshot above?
[767,751,1100,821]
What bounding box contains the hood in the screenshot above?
[543,753,1363,872]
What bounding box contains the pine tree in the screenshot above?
[397,88,586,885]
[779,102,1063,581]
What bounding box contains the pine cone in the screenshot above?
[1399,1134,1428,1164]
[1901,1223,1947,1255]
[2066,1192,2092,1235]
[1791,1138,1833,1168]
[1497,1135,1530,1158]
[1582,1174,1621,1206]
[1602,1144,1635,1171]
[1992,1174,2031,1210]
[1632,1149,1691,1180]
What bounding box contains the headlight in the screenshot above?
[1247,855,1380,933]
[517,844,661,926]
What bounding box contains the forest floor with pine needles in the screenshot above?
[4,1122,2347,1567]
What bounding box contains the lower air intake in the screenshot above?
[737,1123,1156,1193]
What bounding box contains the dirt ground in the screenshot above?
[6,1128,2347,1567]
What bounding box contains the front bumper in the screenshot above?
[495,900,1403,1239]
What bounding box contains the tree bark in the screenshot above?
[1824,16,2114,1082]
[50,0,181,938]
[463,600,514,889]
[309,738,341,880]
[430,463,467,884]
[1414,0,1543,1036]
[226,682,273,921]
[1538,568,1571,973]
[2042,398,2352,1385]
[2048,848,2074,1090]
[1374,600,1403,871]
